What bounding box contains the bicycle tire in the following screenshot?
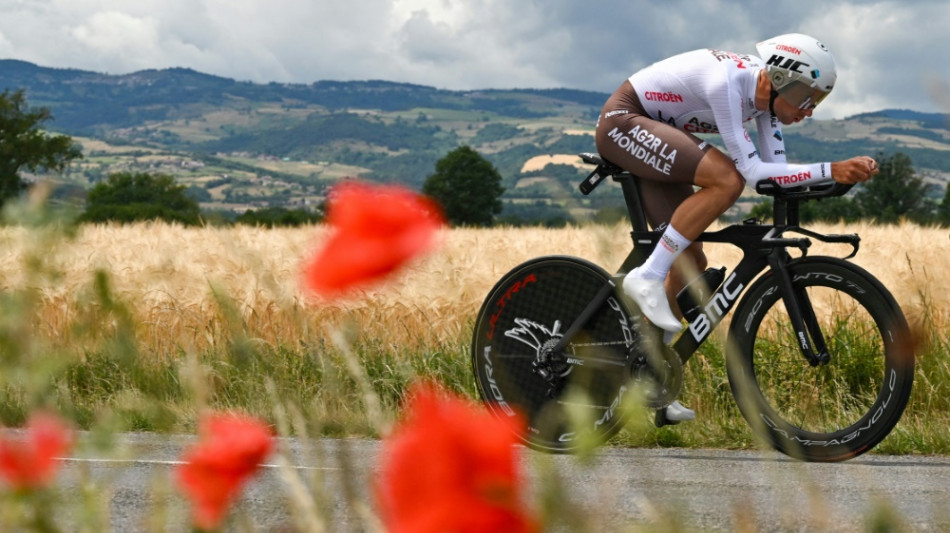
[471,256,639,453]
[727,256,914,462]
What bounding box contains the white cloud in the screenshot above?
[391,0,466,28]
[0,30,12,55]
[70,11,161,70]
[0,0,946,117]
[808,1,950,118]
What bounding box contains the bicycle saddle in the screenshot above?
[579,152,624,175]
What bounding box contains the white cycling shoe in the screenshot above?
[664,400,696,422]
[622,273,683,333]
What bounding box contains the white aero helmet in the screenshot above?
[756,33,837,110]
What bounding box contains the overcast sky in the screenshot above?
[1,0,948,120]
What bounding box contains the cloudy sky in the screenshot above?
[1,0,948,119]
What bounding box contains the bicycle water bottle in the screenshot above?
[675,267,726,322]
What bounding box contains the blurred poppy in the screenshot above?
[375,383,537,533]
[175,412,274,531]
[0,412,73,491]
[302,181,444,297]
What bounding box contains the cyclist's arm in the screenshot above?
[755,113,786,164]
[709,82,832,188]
[753,113,877,185]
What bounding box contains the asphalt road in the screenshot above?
[44,434,950,532]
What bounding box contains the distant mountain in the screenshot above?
[0,59,607,132]
[851,109,948,127]
[1,59,947,220]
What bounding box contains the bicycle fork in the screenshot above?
[768,251,831,366]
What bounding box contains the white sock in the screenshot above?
[663,329,676,345]
[633,225,692,281]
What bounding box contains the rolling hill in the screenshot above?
[2,59,948,221]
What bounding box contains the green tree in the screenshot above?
[235,206,322,227]
[0,89,82,204]
[749,195,864,224]
[855,152,932,223]
[79,172,201,225]
[422,146,505,227]
[937,185,950,227]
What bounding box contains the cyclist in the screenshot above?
[595,33,879,422]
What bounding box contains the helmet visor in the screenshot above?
[777,80,829,110]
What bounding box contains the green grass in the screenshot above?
[4,285,947,457]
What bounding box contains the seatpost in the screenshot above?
[617,175,650,233]
[615,174,655,274]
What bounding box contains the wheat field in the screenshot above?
[0,219,946,450]
[1,221,946,356]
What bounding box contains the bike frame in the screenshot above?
[558,154,860,369]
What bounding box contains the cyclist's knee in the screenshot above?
[728,169,744,197]
[709,166,744,200]
[695,150,744,201]
[708,170,744,210]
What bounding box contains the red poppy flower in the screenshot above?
[375,383,537,533]
[175,412,274,531]
[302,181,444,297]
[0,411,73,491]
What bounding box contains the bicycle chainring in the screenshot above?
[630,334,684,409]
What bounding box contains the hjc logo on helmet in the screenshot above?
[765,55,809,74]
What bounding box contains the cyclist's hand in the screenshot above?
[831,156,878,184]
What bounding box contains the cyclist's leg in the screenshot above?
[667,148,744,239]
[638,180,709,318]
[595,86,714,332]
[595,85,719,420]
[595,82,744,237]
[596,112,739,333]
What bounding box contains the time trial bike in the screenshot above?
[471,152,914,462]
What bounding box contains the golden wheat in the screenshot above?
[0,221,945,357]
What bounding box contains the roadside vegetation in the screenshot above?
[0,209,946,456]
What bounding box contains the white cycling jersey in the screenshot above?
[628,48,832,188]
